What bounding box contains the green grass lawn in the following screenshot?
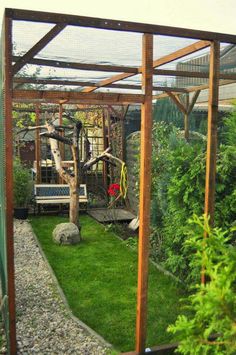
[30,215,186,352]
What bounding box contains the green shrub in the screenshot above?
[13,158,33,207]
[168,215,236,355]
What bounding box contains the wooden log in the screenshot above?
[136,33,153,354]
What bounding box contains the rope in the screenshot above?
[119,162,128,199]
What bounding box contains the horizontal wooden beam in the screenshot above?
[12,56,138,74]
[153,79,236,100]
[13,77,188,93]
[12,56,236,81]
[13,89,145,104]
[81,40,210,93]
[6,8,236,43]
[12,23,66,75]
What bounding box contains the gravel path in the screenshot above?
[14,219,110,354]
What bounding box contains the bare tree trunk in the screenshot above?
[46,121,79,226]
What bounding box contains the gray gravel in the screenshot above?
[14,219,110,354]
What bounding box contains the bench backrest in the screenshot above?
[34,184,87,200]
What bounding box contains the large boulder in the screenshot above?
[52,222,81,245]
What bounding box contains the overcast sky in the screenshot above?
[0,0,236,35]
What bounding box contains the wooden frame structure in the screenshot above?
[1,8,236,354]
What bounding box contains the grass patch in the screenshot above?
[30,215,186,352]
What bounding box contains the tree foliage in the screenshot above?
[168,215,236,355]
[149,109,236,281]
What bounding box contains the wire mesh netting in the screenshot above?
[0,25,10,352]
[11,19,236,98]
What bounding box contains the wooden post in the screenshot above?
[184,94,189,140]
[204,41,220,224]
[35,104,41,183]
[136,33,153,354]
[4,14,17,354]
[59,104,65,184]
[202,41,220,284]
[102,111,108,190]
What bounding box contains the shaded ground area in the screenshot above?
[31,215,186,352]
[14,219,109,354]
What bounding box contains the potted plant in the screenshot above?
[13,158,33,219]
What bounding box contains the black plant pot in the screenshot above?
[14,207,29,220]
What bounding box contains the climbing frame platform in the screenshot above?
[87,208,136,223]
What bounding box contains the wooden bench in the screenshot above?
[34,184,88,212]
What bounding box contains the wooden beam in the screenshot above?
[58,103,65,184]
[81,40,210,93]
[187,90,201,114]
[153,79,236,100]
[35,104,41,183]
[204,41,220,224]
[166,92,187,114]
[184,94,190,140]
[13,76,188,93]
[13,90,145,104]
[12,23,66,75]
[7,8,236,43]
[136,33,153,354]
[12,56,236,81]
[153,68,236,79]
[152,40,210,68]
[12,56,138,74]
[3,14,17,354]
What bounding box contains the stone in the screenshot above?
[52,223,81,245]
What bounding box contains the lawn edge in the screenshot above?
[28,220,113,350]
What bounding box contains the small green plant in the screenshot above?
[13,158,33,207]
[168,215,236,354]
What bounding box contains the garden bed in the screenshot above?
[30,215,186,352]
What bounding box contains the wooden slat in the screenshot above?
[13,90,145,104]
[204,41,220,223]
[12,23,66,75]
[12,56,236,81]
[81,40,210,93]
[3,14,17,354]
[136,33,153,354]
[7,8,236,43]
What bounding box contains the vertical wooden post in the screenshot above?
[102,111,108,189]
[4,13,17,354]
[136,33,153,354]
[59,104,65,184]
[184,94,189,140]
[204,41,220,224]
[35,104,41,183]
[202,41,220,284]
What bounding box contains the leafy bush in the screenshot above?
[13,158,33,207]
[149,111,236,281]
[129,109,236,281]
[168,215,236,355]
